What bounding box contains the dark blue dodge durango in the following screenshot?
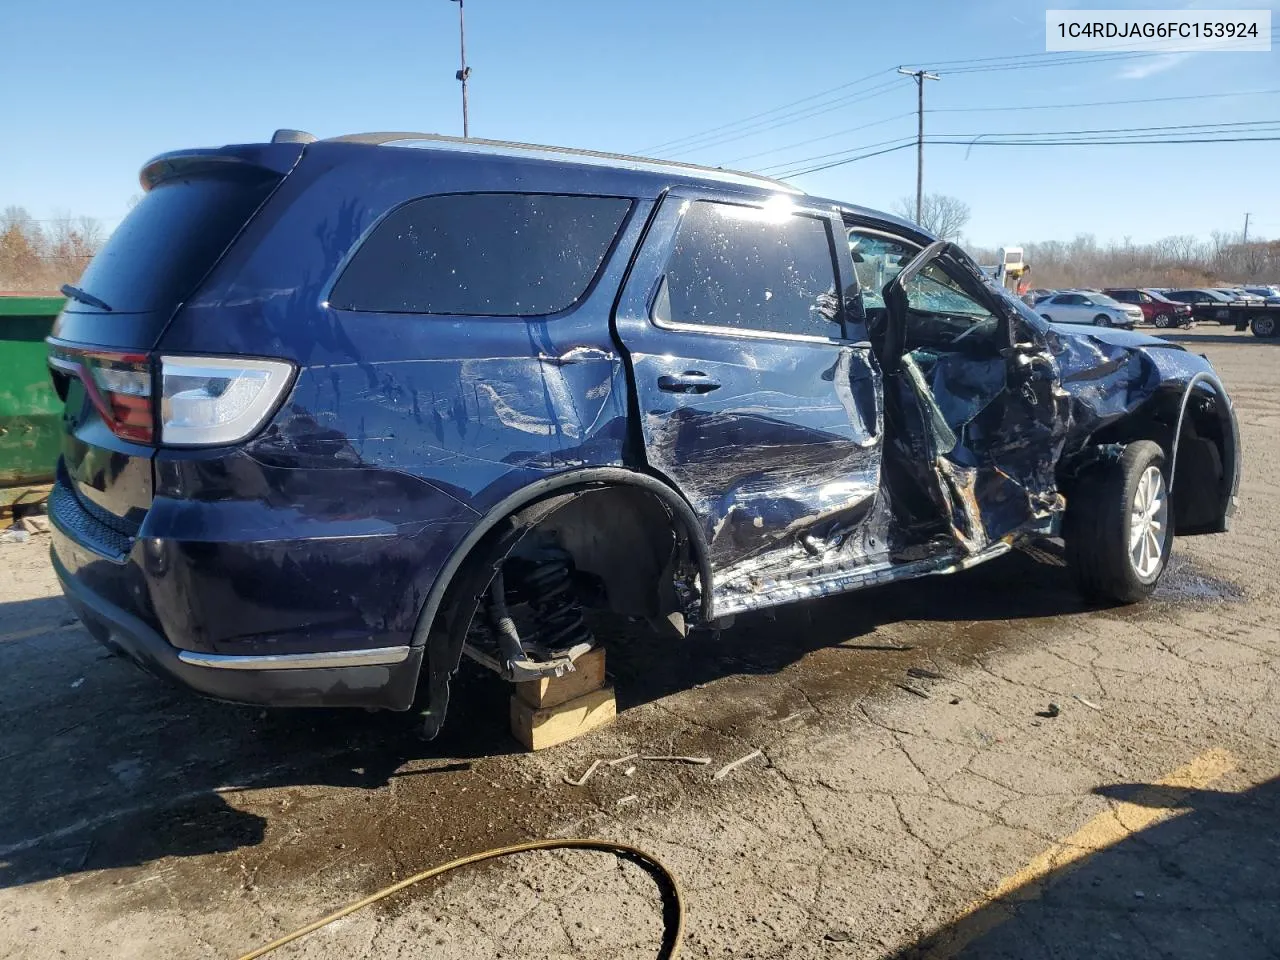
[48,131,1240,736]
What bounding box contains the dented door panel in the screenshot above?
[613,190,887,589]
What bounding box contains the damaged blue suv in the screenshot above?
[48,131,1240,736]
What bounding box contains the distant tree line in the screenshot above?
[967,233,1279,289]
[0,206,105,293]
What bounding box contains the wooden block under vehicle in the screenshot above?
[515,647,607,709]
[509,685,616,751]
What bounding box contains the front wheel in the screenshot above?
[1093,314,1112,327]
[1152,313,1172,329]
[1252,314,1277,338]
[1065,440,1171,604]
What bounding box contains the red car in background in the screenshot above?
[1103,288,1193,329]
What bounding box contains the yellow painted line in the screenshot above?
[920,748,1237,959]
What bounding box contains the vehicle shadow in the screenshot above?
[890,774,1280,959]
[0,549,1215,892]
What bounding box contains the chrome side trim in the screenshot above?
[177,646,411,671]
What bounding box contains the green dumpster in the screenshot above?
[0,294,65,498]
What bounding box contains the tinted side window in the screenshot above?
[330,193,632,316]
[657,201,840,338]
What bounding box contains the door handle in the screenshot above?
[657,372,721,394]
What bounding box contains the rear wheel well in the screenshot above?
[411,474,708,737]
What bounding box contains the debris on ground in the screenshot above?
[713,749,764,781]
[624,766,636,777]
[896,682,931,699]
[640,755,711,765]
[949,696,962,705]
[19,516,50,535]
[1073,693,1103,711]
[1037,702,1062,718]
[564,759,602,787]
[907,666,947,681]
[606,753,639,766]
[616,794,639,807]
[778,708,814,724]
[0,528,30,545]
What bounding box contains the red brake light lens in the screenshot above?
[48,344,154,444]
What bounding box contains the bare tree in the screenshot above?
[0,207,106,292]
[892,193,971,240]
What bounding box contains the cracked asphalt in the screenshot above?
[1,327,1278,959]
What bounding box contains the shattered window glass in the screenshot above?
[330,193,632,316]
[848,230,917,309]
[660,201,840,338]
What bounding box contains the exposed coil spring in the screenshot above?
[501,546,594,656]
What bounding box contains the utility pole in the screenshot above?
[449,0,471,137]
[897,67,940,225]
[1243,212,1251,244]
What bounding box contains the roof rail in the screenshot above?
[323,131,798,192]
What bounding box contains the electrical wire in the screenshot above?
[635,67,894,154]
[779,135,1280,177]
[721,111,916,165]
[657,78,902,159]
[233,838,685,960]
[928,87,1280,114]
[638,45,1205,158]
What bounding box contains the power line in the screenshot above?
[659,79,903,158]
[639,47,1189,158]
[721,111,916,165]
[928,87,1280,114]
[635,67,895,154]
[780,135,1280,178]
[761,118,1280,174]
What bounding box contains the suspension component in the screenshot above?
[463,540,595,682]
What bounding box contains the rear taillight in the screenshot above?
[158,355,293,446]
[49,345,155,443]
[48,343,294,448]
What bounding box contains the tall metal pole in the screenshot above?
[1243,212,1251,244]
[451,0,471,138]
[897,68,940,225]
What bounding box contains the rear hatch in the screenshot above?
[49,143,303,537]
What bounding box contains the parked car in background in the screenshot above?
[1217,288,1265,302]
[1243,285,1280,301]
[1036,291,1142,328]
[1165,288,1280,337]
[1165,289,1241,324]
[44,130,1242,732]
[1022,288,1054,305]
[1102,288,1193,329]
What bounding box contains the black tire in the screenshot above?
[1152,313,1172,329]
[1064,440,1171,604]
[1093,314,1112,327]
[1252,314,1277,338]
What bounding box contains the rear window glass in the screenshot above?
[656,201,840,338]
[329,193,632,316]
[75,174,277,313]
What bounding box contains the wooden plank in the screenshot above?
[515,647,606,709]
[509,685,616,751]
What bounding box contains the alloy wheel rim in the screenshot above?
[1129,465,1169,581]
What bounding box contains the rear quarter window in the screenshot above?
[329,193,632,316]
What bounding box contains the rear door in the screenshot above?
[613,189,883,573]
[49,144,301,531]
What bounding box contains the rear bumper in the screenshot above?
[52,546,424,710]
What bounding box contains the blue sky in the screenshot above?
[1,0,1276,246]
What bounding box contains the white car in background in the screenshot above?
[1035,291,1143,329]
